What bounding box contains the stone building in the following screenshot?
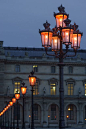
[0,41,86,128]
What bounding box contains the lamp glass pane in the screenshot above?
[55,14,67,27]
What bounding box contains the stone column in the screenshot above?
[43,102,47,127]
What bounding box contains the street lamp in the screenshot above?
[29,71,36,129]
[66,115,69,127]
[9,101,13,129]
[39,5,83,129]
[21,82,27,129]
[12,98,16,129]
[15,93,20,129]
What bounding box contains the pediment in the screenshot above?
[65,78,76,85]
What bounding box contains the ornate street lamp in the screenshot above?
[9,101,13,129]
[21,82,27,129]
[29,71,36,129]
[12,98,16,129]
[39,5,83,129]
[15,93,20,129]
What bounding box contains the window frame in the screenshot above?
[51,66,55,73]
[68,66,73,74]
[68,83,74,95]
[15,65,20,72]
[33,65,38,72]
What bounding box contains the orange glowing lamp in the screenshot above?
[1,112,3,115]
[0,113,1,116]
[21,82,27,95]
[12,98,16,103]
[51,27,60,51]
[29,71,36,86]
[67,115,69,119]
[8,104,10,108]
[62,18,73,46]
[15,93,20,100]
[9,101,13,106]
[71,23,83,50]
[54,5,68,27]
[39,21,53,48]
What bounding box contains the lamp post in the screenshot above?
[39,5,83,129]
[29,71,36,129]
[20,82,27,129]
[15,93,20,129]
[12,98,16,129]
[9,102,13,129]
[66,115,69,128]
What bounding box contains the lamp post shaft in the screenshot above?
[10,106,12,129]
[59,57,65,129]
[22,95,25,129]
[17,100,19,129]
[8,109,9,129]
[13,105,15,129]
[31,87,34,129]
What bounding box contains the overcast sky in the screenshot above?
[0,0,85,49]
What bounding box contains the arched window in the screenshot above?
[33,104,41,121]
[67,104,77,122]
[48,104,59,123]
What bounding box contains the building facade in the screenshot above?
[0,41,86,128]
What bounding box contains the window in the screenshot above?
[50,83,56,95]
[51,66,55,73]
[14,104,20,120]
[34,104,38,120]
[33,65,38,72]
[68,83,73,95]
[15,65,20,72]
[85,83,86,96]
[69,66,73,74]
[14,82,20,94]
[68,104,74,120]
[51,104,56,120]
[33,82,39,95]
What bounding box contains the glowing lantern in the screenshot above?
[12,98,16,103]
[66,115,69,118]
[51,27,60,51]
[1,112,3,115]
[15,93,20,100]
[9,101,13,106]
[54,5,68,27]
[62,18,73,46]
[39,21,53,48]
[71,23,83,50]
[8,104,10,108]
[21,82,27,95]
[29,71,36,86]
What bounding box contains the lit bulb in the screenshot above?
[55,40,57,43]
[60,19,62,21]
[45,35,48,38]
[66,33,68,35]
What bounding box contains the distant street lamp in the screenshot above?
[12,98,16,129]
[29,71,36,129]
[9,101,13,129]
[15,93,20,129]
[39,4,83,129]
[21,82,27,129]
[66,115,69,127]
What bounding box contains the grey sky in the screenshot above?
[0,0,85,49]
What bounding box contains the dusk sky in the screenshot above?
[0,0,85,49]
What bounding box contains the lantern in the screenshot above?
[8,104,10,108]
[62,18,73,46]
[54,5,68,27]
[9,101,13,106]
[71,23,83,50]
[21,82,27,95]
[51,27,60,51]
[66,115,69,119]
[12,98,16,103]
[15,93,20,100]
[39,21,53,48]
[1,112,3,115]
[29,71,36,86]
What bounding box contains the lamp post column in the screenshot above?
[59,57,65,129]
[17,100,19,129]
[10,106,12,129]
[22,95,25,129]
[31,87,34,129]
